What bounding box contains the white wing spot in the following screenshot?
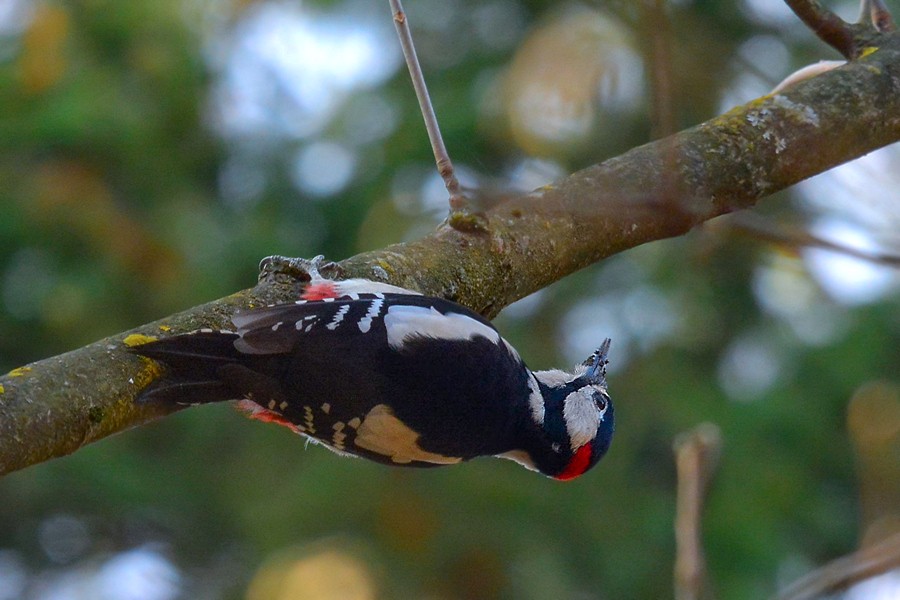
[333,421,345,431]
[321,402,331,414]
[348,417,361,429]
[383,305,500,349]
[354,404,462,465]
[326,304,351,331]
[267,400,276,410]
[279,401,289,410]
[358,298,384,333]
[295,316,317,330]
[271,321,283,331]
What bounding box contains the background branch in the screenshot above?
[674,423,722,600]
[2,34,900,476]
[775,531,900,600]
[726,212,900,267]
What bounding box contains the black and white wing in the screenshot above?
[230,293,503,355]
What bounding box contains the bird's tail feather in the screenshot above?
[130,331,242,405]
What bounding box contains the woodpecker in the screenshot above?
[130,277,614,480]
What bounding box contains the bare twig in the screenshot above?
[388,0,465,211]
[784,0,858,58]
[673,423,722,600]
[775,531,900,600]
[727,213,900,267]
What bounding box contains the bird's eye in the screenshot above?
[594,393,607,411]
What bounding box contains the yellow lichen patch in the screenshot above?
[123,333,158,347]
[132,358,164,387]
[862,64,883,76]
[859,47,879,59]
[125,336,165,391]
[158,325,171,332]
[8,366,32,377]
[0,383,4,394]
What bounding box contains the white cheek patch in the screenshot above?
[563,388,601,450]
[354,404,462,464]
[383,305,500,349]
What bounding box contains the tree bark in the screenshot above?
[2,33,900,476]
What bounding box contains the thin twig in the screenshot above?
[775,531,900,600]
[784,0,857,58]
[387,0,466,211]
[673,423,722,600]
[727,213,900,268]
[859,0,896,32]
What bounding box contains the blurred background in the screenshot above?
[1,0,899,598]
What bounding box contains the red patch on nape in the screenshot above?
[301,281,339,301]
[555,444,592,481]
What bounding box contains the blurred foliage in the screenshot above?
[0,0,899,598]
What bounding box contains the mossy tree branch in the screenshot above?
[2,32,900,477]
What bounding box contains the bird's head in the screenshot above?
[527,339,614,481]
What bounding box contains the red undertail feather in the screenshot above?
[236,399,301,435]
[301,282,339,301]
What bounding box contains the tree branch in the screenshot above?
[3,33,900,476]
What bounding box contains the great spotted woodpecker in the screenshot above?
[130,276,614,480]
